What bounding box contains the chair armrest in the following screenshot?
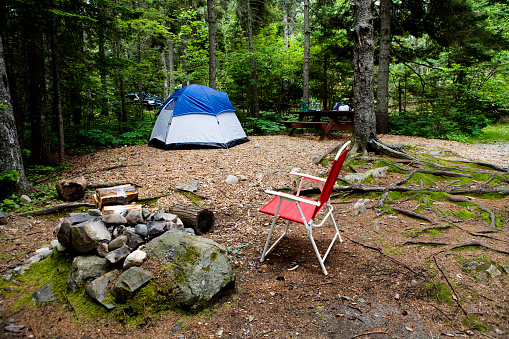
[289,172,326,183]
[264,190,320,206]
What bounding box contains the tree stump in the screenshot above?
[170,203,215,235]
[56,177,88,201]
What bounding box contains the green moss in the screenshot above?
[452,209,478,220]
[210,252,218,261]
[202,265,211,272]
[424,282,454,306]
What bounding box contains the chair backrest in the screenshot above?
[312,141,350,219]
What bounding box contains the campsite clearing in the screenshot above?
[1,134,508,338]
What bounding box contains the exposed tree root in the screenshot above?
[449,239,509,255]
[412,224,451,237]
[390,206,436,223]
[16,202,96,217]
[399,240,449,246]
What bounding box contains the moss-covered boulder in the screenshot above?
[144,229,235,309]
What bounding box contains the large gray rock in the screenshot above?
[104,214,127,225]
[123,229,144,250]
[145,229,235,309]
[57,214,97,248]
[67,256,112,293]
[111,267,152,302]
[71,219,111,253]
[123,250,147,269]
[108,235,127,251]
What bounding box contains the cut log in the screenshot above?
[94,184,138,209]
[56,177,88,201]
[170,203,215,235]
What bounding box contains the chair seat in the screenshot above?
[259,196,318,224]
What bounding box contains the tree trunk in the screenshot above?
[168,38,175,92]
[351,0,376,155]
[170,203,215,235]
[207,0,217,89]
[0,34,33,198]
[376,0,391,134]
[50,0,65,163]
[246,0,260,117]
[303,0,310,105]
[26,18,51,165]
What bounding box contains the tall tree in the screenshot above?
[350,0,376,155]
[207,0,217,89]
[375,0,391,134]
[302,0,310,105]
[246,0,260,117]
[0,34,32,198]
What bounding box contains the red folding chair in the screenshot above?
[258,141,350,275]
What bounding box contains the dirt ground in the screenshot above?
[1,133,508,339]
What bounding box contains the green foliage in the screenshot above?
[0,104,7,111]
[25,166,55,182]
[1,196,17,212]
[242,111,286,135]
[0,170,20,183]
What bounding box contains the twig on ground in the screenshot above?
[433,255,469,317]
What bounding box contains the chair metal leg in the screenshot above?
[260,200,290,262]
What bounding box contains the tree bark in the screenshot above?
[56,177,88,201]
[303,0,310,106]
[207,0,217,89]
[376,0,391,134]
[246,0,260,117]
[0,34,33,198]
[351,0,376,155]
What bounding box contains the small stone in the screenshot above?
[108,235,127,251]
[255,173,263,179]
[103,245,131,264]
[4,325,24,333]
[32,282,56,303]
[182,227,195,235]
[238,175,248,181]
[0,211,8,225]
[142,208,151,220]
[463,261,480,270]
[134,224,148,237]
[405,326,413,332]
[495,328,505,335]
[35,247,52,259]
[123,250,147,269]
[225,175,239,184]
[20,195,31,204]
[254,143,260,148]
[487,264,502,278]
[88,209,102,216]
[126,209,144,225]
[118,157,127,162]
[50,240,59,249]
[104,214,127,225]
[395,293,400,300]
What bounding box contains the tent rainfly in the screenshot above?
[148,84,249,150]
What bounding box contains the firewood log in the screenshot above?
[170,203,215,235]
[56,177,88,201]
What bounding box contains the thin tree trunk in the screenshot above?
[27,18,51,165]
[207,0,217,89]
[50,1,65,163]
[303,0,310,105]
[246,0,260,117]
[0,34,33,198]
[351,0,376,155]
[168,38,175,92]
[376,0,391,134]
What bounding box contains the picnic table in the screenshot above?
[280,110,354,141]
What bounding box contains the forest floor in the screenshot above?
[1,133,509,339]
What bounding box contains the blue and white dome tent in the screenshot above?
[149,84,249,149]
